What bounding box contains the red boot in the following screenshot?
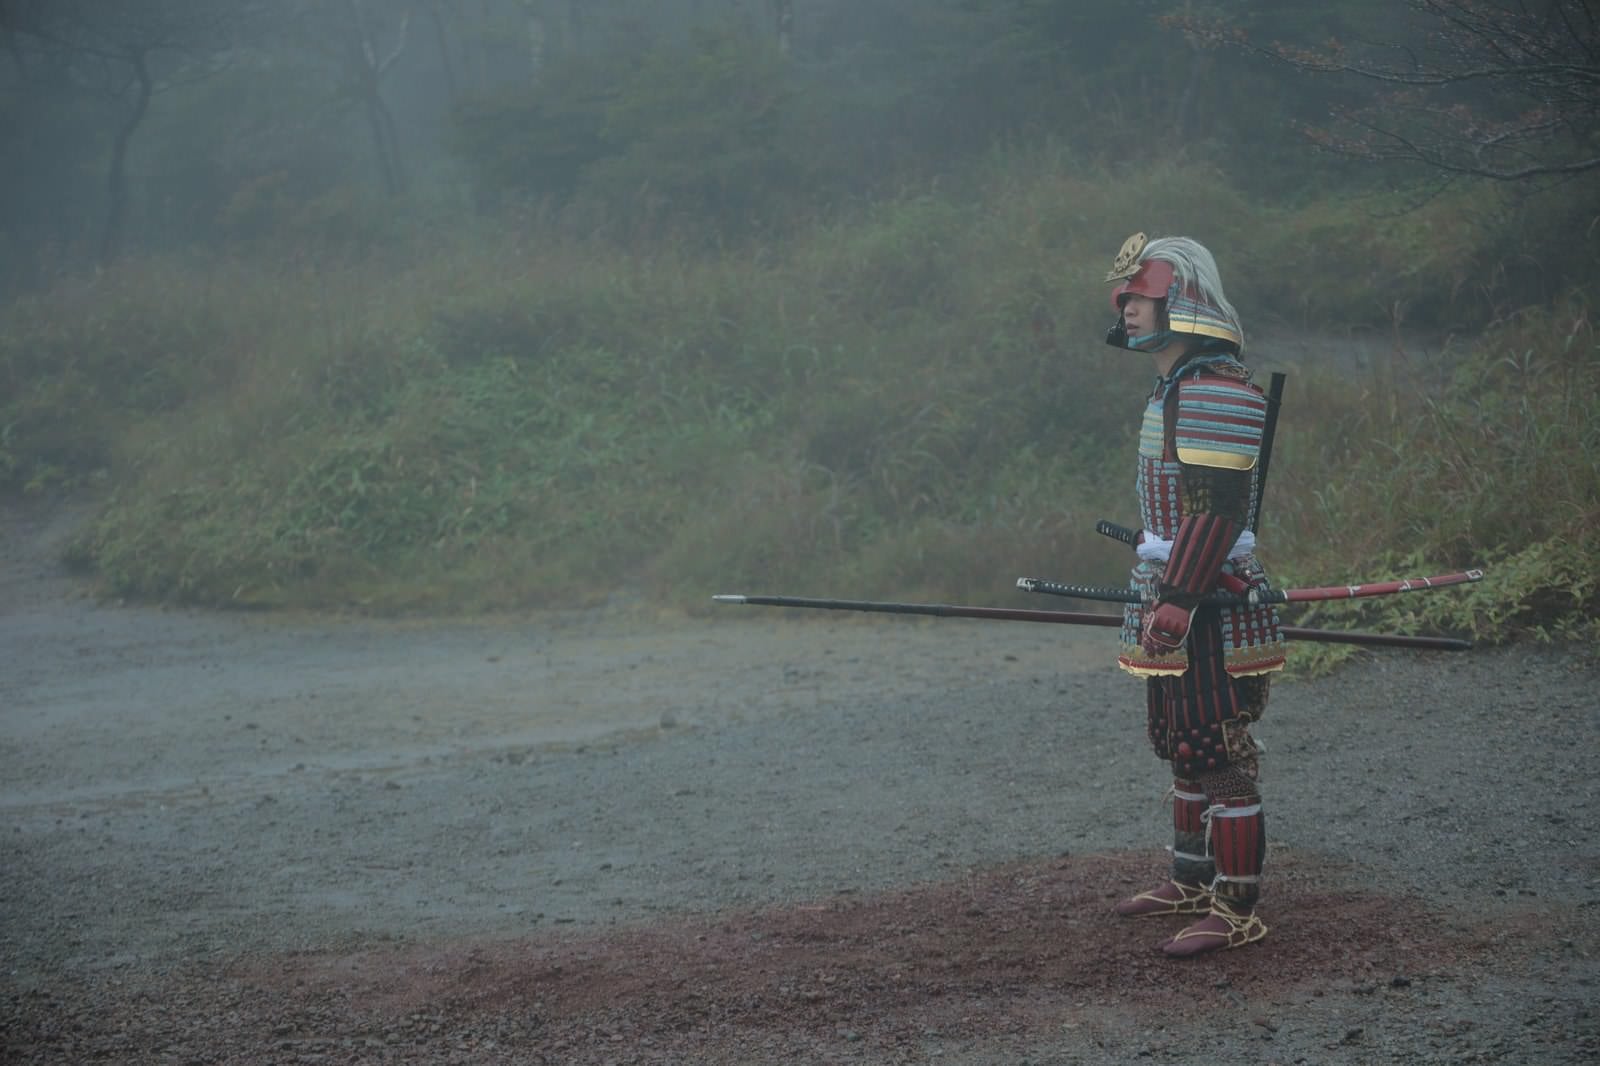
[1162,797,1267,957]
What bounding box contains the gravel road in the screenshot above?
[2,497,1596,1064]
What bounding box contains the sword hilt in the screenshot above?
[1095,520,1139,545]
[1016,577,1146,602]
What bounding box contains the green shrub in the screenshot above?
[1277,299,1598,671]
[4,153,1593,644]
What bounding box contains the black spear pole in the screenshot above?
[711,594,1117,627]
[712,594,1473,651]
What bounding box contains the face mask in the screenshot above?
[1126,329,1175,352]
[1105,319,1176,352]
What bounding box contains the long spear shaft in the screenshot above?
[711,594,1473,651]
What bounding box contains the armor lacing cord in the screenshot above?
[1209,872,1261,892]
[1161,893,1269,954]
[1163,783,1209,808]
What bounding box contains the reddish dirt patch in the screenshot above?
[6,850,1493,1065]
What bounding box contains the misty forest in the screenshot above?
[2,0,1596,659]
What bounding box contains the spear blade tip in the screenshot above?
[712,594,747,604]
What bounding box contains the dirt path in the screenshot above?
[3,497,1597,1064]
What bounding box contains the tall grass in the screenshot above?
[1275,300,1599,669]
[3,156,1595,651]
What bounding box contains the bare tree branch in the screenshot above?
[1175,0,1600,182]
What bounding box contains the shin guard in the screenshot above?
[1114,780,1215,917]
[1171,778,1213,887]
[1205,796,1265,911]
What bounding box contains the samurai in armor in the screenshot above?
[1102,233,1285,957]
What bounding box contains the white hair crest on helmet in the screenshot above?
[1139,236,1244,351]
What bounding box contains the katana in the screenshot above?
[1016,568,1484,607]
[711,594,1473,651]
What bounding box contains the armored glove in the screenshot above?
[1142,598,1197,656]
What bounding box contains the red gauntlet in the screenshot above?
[1143,510,1240,657]
[1142,599,1197,656]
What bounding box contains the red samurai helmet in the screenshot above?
[1104,232,1244,354]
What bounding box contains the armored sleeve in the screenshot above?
[1160,375,1267,600]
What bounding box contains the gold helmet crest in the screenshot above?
[1104,232,1148,282]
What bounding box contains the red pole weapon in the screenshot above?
[711,594,1474,652]
[1016,568,1485,606]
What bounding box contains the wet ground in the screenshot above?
[2,496,1597,1064]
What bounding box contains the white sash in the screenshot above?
[1135,529,1256,564]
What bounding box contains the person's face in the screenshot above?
[1120,293,1164,339]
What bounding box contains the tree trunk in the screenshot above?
[771,0,793,57]
[565,0,582,53]
[346,0,409,197]
[377,92,407,194]
[528,11,546,82]
[1173,49,1209,144]
[364,90,404,196]
[429,6,458,107]
[100,49,153,266]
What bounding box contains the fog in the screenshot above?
[2,0,1594,615]
[6,0,1558,292]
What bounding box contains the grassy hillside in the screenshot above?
[3,157,1595,652]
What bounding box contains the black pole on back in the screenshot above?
[1249,371,1287,533]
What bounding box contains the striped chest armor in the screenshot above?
[1120,361,1286,679]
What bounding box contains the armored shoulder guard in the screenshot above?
[1173,375,1267,471]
